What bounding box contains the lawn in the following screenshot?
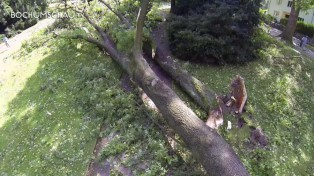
[0,33,103,175]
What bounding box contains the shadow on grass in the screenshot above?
[0,38,109,175]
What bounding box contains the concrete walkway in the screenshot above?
[0,18,55,60]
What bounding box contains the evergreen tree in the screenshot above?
[168,0,261,64]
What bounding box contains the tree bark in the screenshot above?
[281,0,301,43]
[152,23,216,111]
[70,1,250,175]
[170,0,176,13]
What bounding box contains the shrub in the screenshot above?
[168,0,261,64]
[14,20,25,30]
[24,18,38,29]
[173,0,214,15]
[296,22,314,38]
[260,12,275,24]
[280,18,288,25]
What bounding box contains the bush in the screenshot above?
[24,18,38,29]
[260,12,275,24]
[14,20,25,30]
[173,0,214,15]
[280,18,288,25]
[50,17,74,29]
[296,22,314,37]
[280,18,314,37]
[168,0,261,64]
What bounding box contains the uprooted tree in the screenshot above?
[55,0,253,175]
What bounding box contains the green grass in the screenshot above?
[307,44,314,51]
[0,29,202,175]
[180,34,314,175]
[0,35,104,175]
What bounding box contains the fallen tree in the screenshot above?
[58,1,250,175]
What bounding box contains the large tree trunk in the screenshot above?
[281,0,301,43]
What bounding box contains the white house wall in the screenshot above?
[267,0,314,24]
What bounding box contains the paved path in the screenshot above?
[0,18,55,60]
[269,27,314,59]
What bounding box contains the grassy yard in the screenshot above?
[0,33,104,175]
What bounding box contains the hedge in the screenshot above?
[280,18,314,37]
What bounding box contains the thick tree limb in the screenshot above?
[60,33,106,49]
[133,0,149,57]
[152,23,216,111]
[98,0,132,28]
[79,10,132,73]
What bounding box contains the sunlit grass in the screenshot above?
[0,51,45,128]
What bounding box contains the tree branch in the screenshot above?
[152,23,216,111]
[133,0,150,57]
[53,31,106,49]
[98,0,132,28]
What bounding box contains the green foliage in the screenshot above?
[115,28,136,53]
[280,18,288,25]
[173,0,213,15]
[260,10,275,24]
[296,21,314,37]
[72,58,202,175]
[280,18,314,37]
[52,17,75,29]
[168,0,262,64]
[146,2,164,28]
